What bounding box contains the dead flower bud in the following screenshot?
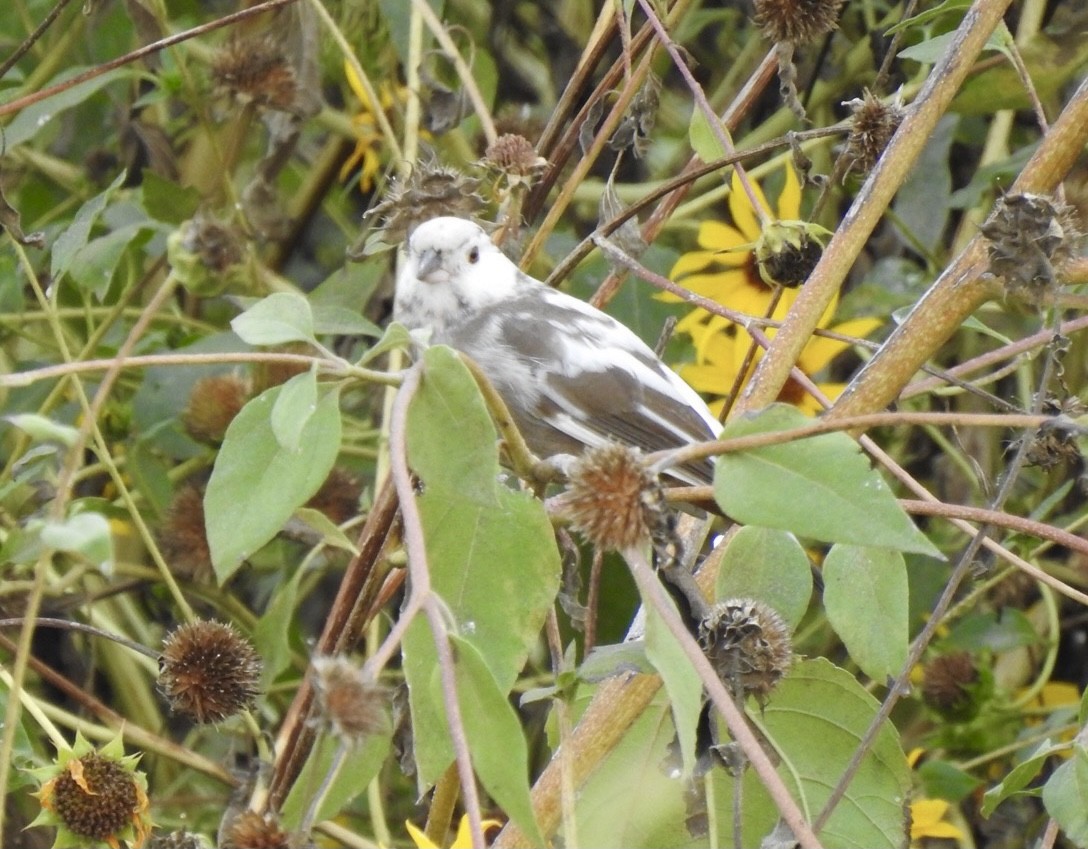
[311,655,390,745]
[211,35,299,112]
[220,810,290,849]
[159,620,262,723]
[559,443,669,552]
[981,192,1082,308]
[158,482,213,583]
[482,133,548,182]
[182,373,251,445]
[842,90,905,176]
[922,650,992,723]
[699,598,792,706]
[364,158,485,247]
[754,0,845,44]
[754,219,830,287]
[609,73,661,158]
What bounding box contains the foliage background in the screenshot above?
[1,0,1088,847]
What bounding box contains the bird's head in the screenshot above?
[395,217,523,333]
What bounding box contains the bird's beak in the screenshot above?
[415,248,446,284]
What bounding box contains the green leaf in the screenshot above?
[918,759,982,803]
[311,304,381,337]
[231,292,316,346]
[271,369,317,451]
[358,321,415,366]
[3,413,79,447]
[401,347,560,786]
[449,636,544,845]
[688,106,726,163]
[5,68,133,148]
[981,738,1064,817]
[253,565,304,687]
[715,526,813,629]
[51,171,127,281]
[823,545,908,682]
[292,507,360,555]
[141,172,202,224]
[205,384,342,582]
[68,223,157,298]
[574,658,910,848]
[714,405,942,557]
[39,512,113,573]
[280,730,390,830]
[1042,746,1088,847]
[644,599,702,779]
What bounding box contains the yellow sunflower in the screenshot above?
[667,164,880,416]
[340,62,405,193]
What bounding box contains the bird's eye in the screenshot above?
[468,246,480,264]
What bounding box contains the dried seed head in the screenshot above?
[221,810,290,849]
[1024,416,1083,470]
[842,90,905,176]
[482,133,548,178]
[211,35,299,112]
[699,598,792,706]
[754,219,829,287]
[980,192,1082,307]
[922,650,990,722]
[306,467,363,524]
[159,620,262,723]
[754,0,845,44]
[183,373,251,445]
[158,482,213,583]
[168,214,249,296]
[149,830,211,849]
[31,733,151,849]
[311,655,389,745]
[561,443,668,551]
[365,158,485,246]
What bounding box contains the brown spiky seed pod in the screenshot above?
[158,482,213,583]
[183,373,251,445]
[560,443,668,551]
[221,810,290,849]
[211,35,299,112]
[306,467,363,524]
[483,133,548,177]
[159,620,262,723]
[310,655,389,745]
[921,650,991,723]
[980,192,1082,307]
[699,598,792,705]
[367,158,485,244]
[753,0,845,44]
[843,90,905,176]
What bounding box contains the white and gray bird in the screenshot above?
[394,216,720,485]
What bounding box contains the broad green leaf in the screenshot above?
[68,223,157,298]
[918,759,982,803]
[231,292,316,346]
[205,384,341,582]
[449,636,544,845]
[401,347,560,787]
[312,304,381,337]
[1042,746,1088,847]
[292,507,360,555]
[981,738,1063,817]
[280,730,390,830]
[51,171,126,281]
[3,413,79,447]
[358,321,414,365]
[39,512,113,573]
[271,369,317,451]
[943,609,1040,653]
[823,545,908,682]
[5,68,132,148]
[715,526,813,629]
[714,405,941,557]
[141,172,202,224]
[644,599,702,779]
[575,658,910,848]
[688,106,726,163]
[253,565,305,687]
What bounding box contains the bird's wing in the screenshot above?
[444,282,718,484]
